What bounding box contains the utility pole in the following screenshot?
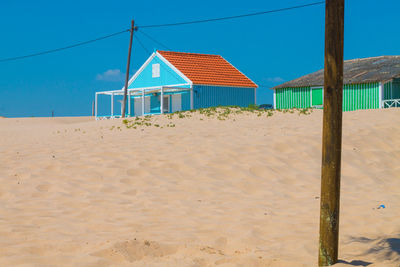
[318,0,344,266]
[121,20,137,118]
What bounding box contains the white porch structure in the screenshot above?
[383,99,400,108]
[95,85,193,119]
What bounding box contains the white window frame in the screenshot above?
[152,63,160,78]
[310,86,324,108]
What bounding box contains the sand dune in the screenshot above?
[0,109,399,266]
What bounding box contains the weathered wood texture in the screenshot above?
[273,56,400,89]
[319,0,345,266]
[121,20,135,118]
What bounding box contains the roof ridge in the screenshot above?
[345,55,400,62]
[158,50,258,88]
[157,50,222,57]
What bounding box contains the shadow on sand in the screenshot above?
[338,235,400,266]
[337,259,372,266]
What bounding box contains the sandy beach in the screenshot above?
[0,108,399,266]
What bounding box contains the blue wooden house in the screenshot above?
[95,50,258,118]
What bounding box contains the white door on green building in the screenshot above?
[311,87,323,107]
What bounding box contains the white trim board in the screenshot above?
[156,51,193,86]
[310,86,324,107]
[123,52,157,90]
[122,51,262,91]
[98,84,191,96]
[123,52,193,90]
[128,83,190,92]
[96,90,124,95]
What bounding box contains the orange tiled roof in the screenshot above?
[158,51,257,88]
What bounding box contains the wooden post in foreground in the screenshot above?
[318,0,344,266]
[121,20,136,118]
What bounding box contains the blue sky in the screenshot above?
[0,0,399,117]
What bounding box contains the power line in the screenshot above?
[134,35,186,84]
[0,2,325,63]
[134,34,152,55]
[138,1,324,28]
[138,30,172,51]
[0,29,129,63]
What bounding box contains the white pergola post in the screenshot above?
[142,89,145,116]
[111,93,114,117]
[160,86,164,114]
[379,82,383,109]
[190,85,194,110]
[95,93,98,119]
[128,91,131,117]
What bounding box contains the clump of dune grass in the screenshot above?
[121,105,313,129]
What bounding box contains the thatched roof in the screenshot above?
[274,56,400,89]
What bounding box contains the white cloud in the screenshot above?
[265,77,285,83]
[96,69,125,82]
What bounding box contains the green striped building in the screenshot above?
[272,56,400,111]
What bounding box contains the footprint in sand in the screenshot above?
[214,237,228,250]
[273,142,293,153]
[126,168,147,177]
[200,246,224,255]
[36,184,51,192]
[248,165,272,177]
[122,189,137,195]
[120,178,136,185]
[92,239,178,263]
